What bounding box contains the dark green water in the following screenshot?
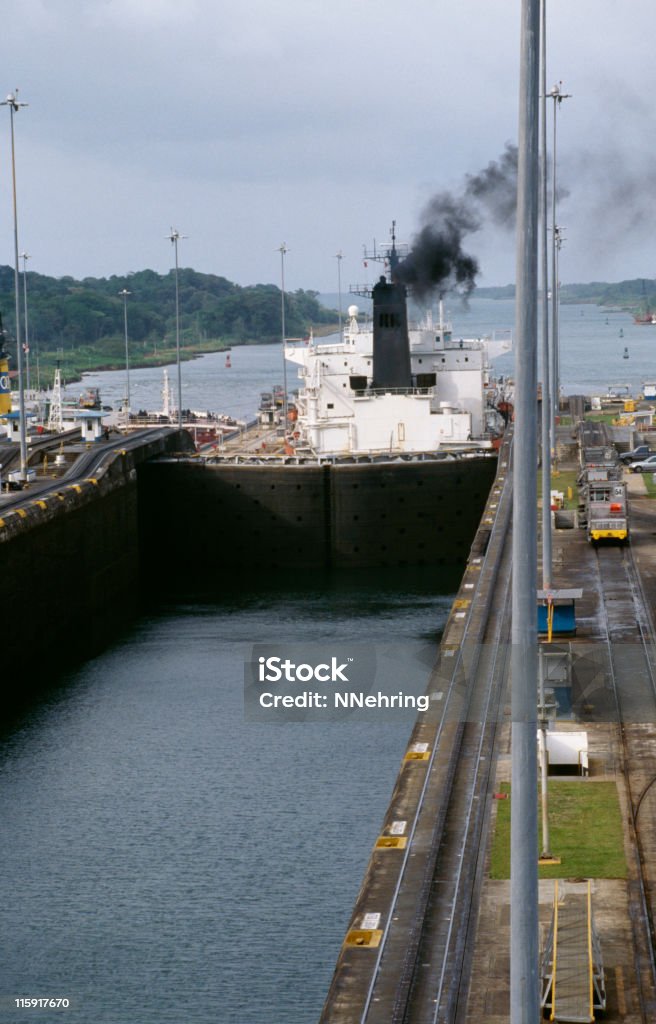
[1,567,461,1023]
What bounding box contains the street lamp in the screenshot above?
[167,228,186,430]
[511,2,540,1021]
[278,243,289,428]
[2,89,28,480]
[539,0,552,591]
[553,225,565,418]
[335,251,343,343]
[21,251,30,395]
[118,288,131,423]
[548,81,570,453]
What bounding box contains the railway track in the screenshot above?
[595,544,656,1022]
[0,427,179,513]
[396,532,512,1024]
[329,441,515,1024]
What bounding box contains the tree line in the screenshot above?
[0,265,336,353]
[474,277,656,310]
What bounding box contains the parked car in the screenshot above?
[629,454,656,473]
[619,444,655,465]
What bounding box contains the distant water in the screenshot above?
[4,296,639,1022]
[63,298,647,422]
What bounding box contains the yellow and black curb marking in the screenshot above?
[404,742,430,762]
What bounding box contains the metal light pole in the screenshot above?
[2,90,28,480]
[539,0,552,590]
[335,251,343,343]
[118,288,131,422]
[554,225,564,416]
[278,243,289,428]
[21,251,31,395]
[511,2,540,1022]
[167,228,185,430]
[538,0,554,864]
[548,82,570,452]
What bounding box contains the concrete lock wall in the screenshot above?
[2,431,193,689]
[3,468,141,683]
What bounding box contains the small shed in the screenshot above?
[71,409,105,442]
[538,730,589,775]
[0,409,36,442]
[537,589,583,638]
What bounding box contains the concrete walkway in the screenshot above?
[624,470,647,495]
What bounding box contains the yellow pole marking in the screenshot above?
[16,508,27,518]
[32,500,47,509]
[69,484,82,494]
[85,478,98,485]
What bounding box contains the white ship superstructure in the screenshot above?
[285,303,508,458]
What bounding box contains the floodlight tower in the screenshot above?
[2,89,28,480]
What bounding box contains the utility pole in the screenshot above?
[167,228,186,430]
[278,243,289,428]
[511,2,540,1023]
[335,251,343,343]
[119,288,131,423]
[2,90,28,481]
[548,82,571,453]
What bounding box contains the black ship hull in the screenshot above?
[138,455,497,583]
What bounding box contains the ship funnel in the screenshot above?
[371,275,412,389]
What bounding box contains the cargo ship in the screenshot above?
[138,238,511,577]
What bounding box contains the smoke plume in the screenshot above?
[395,142,520,301]
[464,142,518,225]
[394,194,480,301]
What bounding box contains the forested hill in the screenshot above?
[475,277,656,310]
[0,266,336,353]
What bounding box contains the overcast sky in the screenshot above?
[1,1,655,293]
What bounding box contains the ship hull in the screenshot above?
[138,455,497,580]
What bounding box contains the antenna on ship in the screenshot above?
[352,222,408,299]
[389,220,400,280]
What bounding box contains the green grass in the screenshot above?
[584,412,621,425]
[637,471,656,497]
[35,336,231,388]
[489,780,626,879]
[538,468,579,510]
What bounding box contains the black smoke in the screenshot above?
[394,194,480,301]
[465,142,518,226]
[394,142,520,301]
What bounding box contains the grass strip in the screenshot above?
[489,779,626,879]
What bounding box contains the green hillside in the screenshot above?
[475,276,656,311]
[0,266,337,386]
